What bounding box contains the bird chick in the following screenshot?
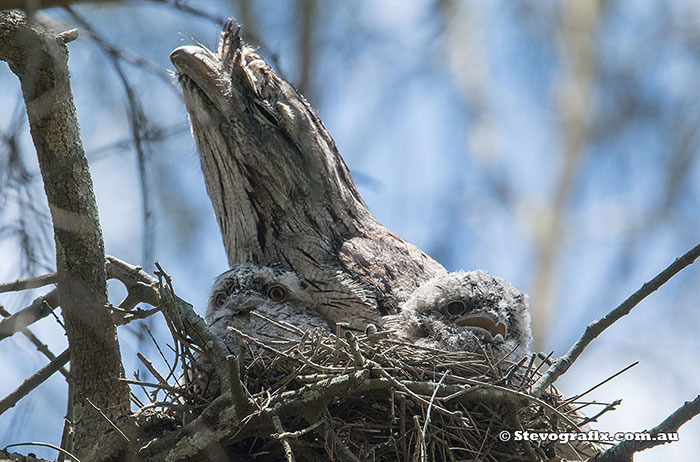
[205,264,330,355]
[386,270,532,362]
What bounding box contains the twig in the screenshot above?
[413,414,425,462]
[120,378,183,395]
[105,255,160,309]
[137,352,170,401]
[227,355,251,416]
[421,370,449,440]
[0,349,70,416]
[85,398,130,443]
[0,305,69,378]
[591,395,700,461]
[271,413,296,462]
[344,330,365,367]
[559,362,637,408]
[532,242,700,396]
[0,289,59,341]
[579,399,622,427]
[0,272,56,293]
[273,418,324,439]
[3,442,79,462]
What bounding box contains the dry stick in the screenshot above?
[532,242,700,397]
[591,395,700,461]
[3,442,80,462]
[120,378,183,395]
[271,413,296,462]
[0,272,56,293]
[0,349,70,416]
[579,399,622,427]
[559,361,638,408]
[84,398,130,443]
[0,305,69,378]
[0,290,59,341]
[227,355,252,416]
[421,370,449,439]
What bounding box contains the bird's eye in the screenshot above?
[444,300,467,316]
[215,292,227,307]
[267,285,287,302]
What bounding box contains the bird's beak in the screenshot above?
[455,314,507,342]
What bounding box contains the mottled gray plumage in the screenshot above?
[205,264,330,355]
[171,24,446,332]
[386,270,532,362]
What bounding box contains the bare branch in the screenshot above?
[0,272,56,293]
[591,395,700,462]
[0,304,69,378]
[105,255,160,309]
[0,289,58,341]
[0,349,70,416]
[532,242,700,396]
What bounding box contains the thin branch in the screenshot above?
[227,355,251,416]
[532,242,700,396]
[579,399,621,427]
[0,272,56,293]
[0,349,70,416]
[0,289,59,341]
[0,305,69,378]
[85,398,130,443]
[591,395,700,461]
[3,442,79,462]
[271,413,296,462]
[105,255,160,309]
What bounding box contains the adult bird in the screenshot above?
[386,270,532,362]
[171,21,445,330]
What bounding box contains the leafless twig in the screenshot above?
[0,349,70,416]
[591,395,700,461]
[0,272,56,293]
[532,242,700,396]
[0,289,59,341]
[0,305,69,378]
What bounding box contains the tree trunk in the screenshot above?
[0,10,130,457]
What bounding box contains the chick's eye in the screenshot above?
[445,300,467,316]
[267,285,287,302]
[215,293,227,307]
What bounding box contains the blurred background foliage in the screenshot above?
[1,0,699,460]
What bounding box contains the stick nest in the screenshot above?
[137,311,613,462]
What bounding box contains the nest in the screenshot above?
[136,307,614,462]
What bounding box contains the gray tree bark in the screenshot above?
[171,23,445,330]
[0,10,130,457]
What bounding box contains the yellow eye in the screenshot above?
[267,285,287,302]
[215,293,227,307]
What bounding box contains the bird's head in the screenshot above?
[205,263,313,332]
[387,270,532,361]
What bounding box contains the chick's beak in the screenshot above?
[455,313,507,342]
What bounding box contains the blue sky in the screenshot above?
[1,1,699,459]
